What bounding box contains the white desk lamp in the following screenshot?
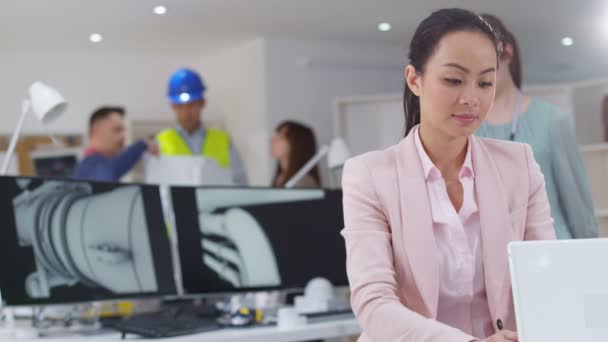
[285,137,351,188]
[0,82,68,175]
[0,82,66,336]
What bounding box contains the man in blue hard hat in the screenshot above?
[157,68,248,185]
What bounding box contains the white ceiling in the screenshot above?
[2,0,608,84]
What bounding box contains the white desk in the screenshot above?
[2,317,360,342]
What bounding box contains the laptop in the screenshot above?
[509,239,608,342]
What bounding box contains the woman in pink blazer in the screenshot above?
[341,9,555,342]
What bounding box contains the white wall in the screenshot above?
[334,94,403,157]
[572,84,606,145]
[194,38,269,186]
[264,37,405,181]
[0,48,205,136]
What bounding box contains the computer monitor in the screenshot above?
[30,148,81,178]
[170,187,348,295]
[0,176,177,306]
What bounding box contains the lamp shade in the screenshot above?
[327,137,350,170]
[28,81,67,124]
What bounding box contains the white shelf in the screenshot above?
[596,209,608,218]
[580,143,608,153]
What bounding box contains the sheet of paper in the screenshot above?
[143,155,232,186]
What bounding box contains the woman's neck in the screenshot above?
[275,157,291,185]
[279,157,289,173]
[485,76,529,125]
[418,125,467,181]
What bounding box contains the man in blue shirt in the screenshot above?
[73,106,157,181]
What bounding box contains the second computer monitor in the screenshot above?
[170,187,348,294]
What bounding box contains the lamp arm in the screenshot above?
[1,100,30,175]
[284,145,329,188]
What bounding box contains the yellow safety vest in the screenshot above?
[156,128,231,168]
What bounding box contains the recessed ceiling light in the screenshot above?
[561,37,574,46]
[154,5,167,15]
[89,33,103,43]
[378,22,392,32]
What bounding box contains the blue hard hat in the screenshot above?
[167,68,206,104]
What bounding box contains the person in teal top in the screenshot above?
[476,14,597,239]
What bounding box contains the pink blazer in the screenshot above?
[341,131,556,342]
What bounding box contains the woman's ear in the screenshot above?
[405,65,422,97]
[501,43,515,65]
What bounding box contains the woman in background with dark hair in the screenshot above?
[271,121,321,188]
[341,8,555,342]
[476,14,597,239]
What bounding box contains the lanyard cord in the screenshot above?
[509,93,523,141]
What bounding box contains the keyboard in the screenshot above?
[114,311,221,338]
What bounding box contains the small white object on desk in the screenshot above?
[277,307,307,329]
[294,277,348,314]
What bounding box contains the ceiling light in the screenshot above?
[154,5,167,15]
[89,33,103,43]
[561,37,574,47]
[378,22,392,32]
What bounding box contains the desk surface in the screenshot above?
[1,317,360,342]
